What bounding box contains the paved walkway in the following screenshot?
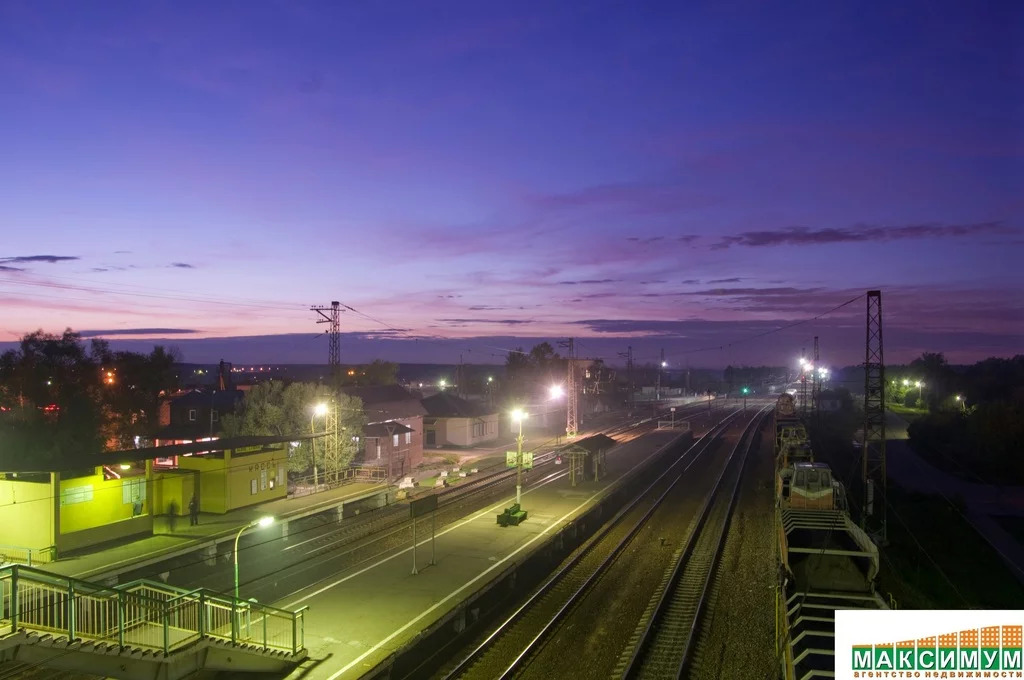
[41,481,386,582]
[886,412,1024,584]
[275,430,692,680]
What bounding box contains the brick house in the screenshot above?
[342,385,427,480]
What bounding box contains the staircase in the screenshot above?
[0,564,307,679]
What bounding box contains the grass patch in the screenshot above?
[879,487,1024,609]
[423,452,460,465]
[809,409,1023,609]
[887,403,928,420]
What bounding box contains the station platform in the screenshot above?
[275,429,695,680]
[39,480,387,582]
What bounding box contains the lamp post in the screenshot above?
[511,409,527,506]
[915,381,925,407]
[234,516,273,600]
[311,403,328,489]
[955,395,965,413]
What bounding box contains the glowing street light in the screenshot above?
[234,516,273,600]
[439,379,448,390]
[511,409,528,506]
[549,384,564,400]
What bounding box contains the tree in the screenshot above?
[221,382,364,473]
[0,330,106,466]
[908,352,955,409]
[500,343,565,404]
[361,360,398,386]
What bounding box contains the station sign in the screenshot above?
[410,494,438,519]
[506,451,533,470]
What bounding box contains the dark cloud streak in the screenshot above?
[713,221,1012,249]
[1,255,79,264]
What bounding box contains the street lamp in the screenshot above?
[311,403,328,488]
[549,384,564,400]
[511,408,527,506]
[234,516,273,600]
[915,381,925,406]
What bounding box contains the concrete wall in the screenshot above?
[0,478,54,551]
[56,469,152,554]
[437,414,499,447]
[152,470,196,516]
[59,470,149,533]
[177,446,286,514]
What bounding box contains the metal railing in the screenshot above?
[0,545,56,567]
[289,465,387,498]
[0,564,307,656]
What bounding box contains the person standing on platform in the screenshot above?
[168,499,178,531]
[188,495,199,526]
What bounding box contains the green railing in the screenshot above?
[0,545,56,567]
[0,564,307,656]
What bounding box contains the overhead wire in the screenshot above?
[633,292,866,364]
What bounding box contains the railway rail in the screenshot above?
[434,407,749,680]
[616,406,770,679]
[165,401,723,599]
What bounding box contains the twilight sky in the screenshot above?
[0,0,1021,368]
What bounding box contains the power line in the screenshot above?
[634,292,866,364]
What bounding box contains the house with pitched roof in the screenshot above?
[341,385,427,479]
[421,392,499,448]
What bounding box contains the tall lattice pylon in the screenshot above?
[812,335,821,421]
[560,338,578,438]
[322,399,341,483]
[311,301,342,379]
[862,290,887,543]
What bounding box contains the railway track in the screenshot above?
[433,407,748,680]
[165,401,722,599]
[615,406,770,679]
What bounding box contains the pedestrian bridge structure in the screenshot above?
[0,564,307,679]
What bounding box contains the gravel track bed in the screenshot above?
[431,414,745,680]
[517,435,733,679]
[688,419,776,680]
[438,431,704,680]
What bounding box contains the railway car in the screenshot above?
[774,404,889,679]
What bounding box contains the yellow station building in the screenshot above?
[0,435,305,562]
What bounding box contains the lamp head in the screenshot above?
[254,516,274,529]
[511,408,527,423]
[314,403,328,416]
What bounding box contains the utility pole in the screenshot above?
[320,400,340,484]
[800,347,808,415]
[812,335,821,423]
[311,301,342,381]
[862,290,887,544]
[560,338,578,438]
[618,346,634,412]
[656,348,664,400]
[457,354,464,399]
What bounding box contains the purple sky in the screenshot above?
[0,1,1021,368]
